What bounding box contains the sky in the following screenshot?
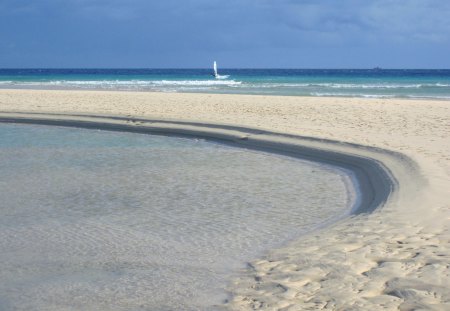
[1,0,450,68]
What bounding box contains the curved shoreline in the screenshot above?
[0,112,402,216]
[2,89,448,310]
[0,112,419,308]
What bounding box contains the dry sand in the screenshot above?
[0,89,449,310]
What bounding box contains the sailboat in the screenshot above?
[213,61,218,78]
[212,61,229,79]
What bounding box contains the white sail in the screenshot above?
[213,61,229,79]
[213,61,218,77]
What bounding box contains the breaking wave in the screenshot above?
[0,79,242,86]
[0,78,449,99]
[242,82,450,89]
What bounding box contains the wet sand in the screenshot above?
[1,89,449,310]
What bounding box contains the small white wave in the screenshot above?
[405,95,450,100]
[231,82,449,89]
[215,75,230,80]
[2,80,448,90]
[311,83,423,89]
[0,79,242,87]
[310,92,450,100]
[262,82,450,89]
[311,92,397,98]
[360,94,397,98]
[151,80,241,86]
[333,83,421,89]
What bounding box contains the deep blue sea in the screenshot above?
[1,68,450,99]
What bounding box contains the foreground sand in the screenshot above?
[1,89,449,310]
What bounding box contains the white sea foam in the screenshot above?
[0,79,242,87]
[228,82,450,89]
[151,79,241,86]
[326,83,421,89]
[0,79,449,99]
[310,92,450,99]
[295,83,448,89]
[1,80,448,90]
[311,92,397,98]
[405,95,450,100]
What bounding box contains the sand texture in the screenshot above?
[1,89,449,310]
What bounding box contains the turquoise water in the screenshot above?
[1,69,450,99]
[0,123,355,310]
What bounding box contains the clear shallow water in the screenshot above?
[1,68,450,99]
[0,124,355,310]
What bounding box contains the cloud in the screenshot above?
[1,0,449,67]
[4,0,450,42]
[268,0,450,44]
[364,0,450,43]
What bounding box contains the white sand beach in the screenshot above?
[0,89,449,310]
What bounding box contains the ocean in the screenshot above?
[1,68,450,99]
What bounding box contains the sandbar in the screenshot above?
[0,89,449,310]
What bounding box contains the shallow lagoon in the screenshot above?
[0,124,355,310]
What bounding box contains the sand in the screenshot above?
[1,89,449,310]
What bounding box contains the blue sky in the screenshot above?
[1,0,449,68]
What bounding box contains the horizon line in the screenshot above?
[1,67,450,70]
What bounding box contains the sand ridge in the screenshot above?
[0,89,449,310]
[0,111,401,215]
